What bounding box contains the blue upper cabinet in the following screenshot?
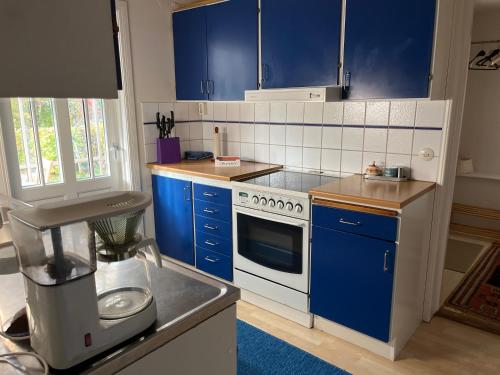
[152,175,195,265]
[206,0,258,100]
[343,0,436,99]
[260,0,342,89]
[172,7,208,101]
[172,1,258,101]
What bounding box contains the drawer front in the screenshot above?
[312,204,398,242]
[194,200,232,222]
[196,246,233,282]
[194,183,232,206]
[196,230,232,257]
[195,215,232,238]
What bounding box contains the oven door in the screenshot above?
[233,205,309,293]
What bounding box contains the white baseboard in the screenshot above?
[240,289,313,328]
[314,316,396,360]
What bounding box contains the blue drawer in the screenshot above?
[194,200,232,222]
[196,230,232,257]
[312,204,398,242]
[196,246,233,282]
[194,183,232,206]
[195,215,232,238]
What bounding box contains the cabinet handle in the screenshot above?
[203,192,217,197]
[183,185,191,201]
[203,208,218,214]
[200,80,205,94]
[343,71,351,98]
[261,64,270,83]
[204,224,219,231]
[339,218,361,226]
[383,250,390,272]
[309,93,321,99]
[207,80,214,95]
[204,255,219,263]
[204,239,219,247]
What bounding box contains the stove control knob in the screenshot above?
[252,196,259,204]
[268,199,276,208]
[295,204,303,214]
[277,200,284,209]
[286,202,294,211]
[260,197,267,206]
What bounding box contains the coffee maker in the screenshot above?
[8,191,162,369]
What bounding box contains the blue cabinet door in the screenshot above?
[260,0,342,89]
[152,175,195,265]
[172,7,208,100]
[343,0,436,99]
[310,225,396,342]
[206,0,258,100]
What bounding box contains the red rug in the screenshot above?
[439,244,500,335]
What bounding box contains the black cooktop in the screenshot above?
[242,170,338,193]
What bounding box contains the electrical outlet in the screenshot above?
[419,148,435,161]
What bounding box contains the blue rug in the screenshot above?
[237,320,350,375]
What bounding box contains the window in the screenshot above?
[68,99,110,180]
[11,98,63,187]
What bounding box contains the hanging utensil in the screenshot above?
[156,112,162,139]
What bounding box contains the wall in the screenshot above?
[141,99,449,182]
[453,8,500,214]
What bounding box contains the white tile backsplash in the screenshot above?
[287,102,305,123]
[270,145,286,164]
[270,125,286,145]
[304,102,324,124]
[213,103,227,121]
[341,150,363,174]
[142,99,449,183]
[342,127,364,151]
[363,128,387,153]
[321,149,341,172]
[255,102,270,123]
[255,124,270,144]
[240,123,255,143]
[240,103,255,122]
[412,129,442,156]
[254,144,270,163]
[286,146,303,168]
[321,126,342,149]
[270,102,286,123]
[303,148,321,170]
[387,128,414,154]
[389,101,416,127]
[365,101,389,125]
[343,102,365,125]
[303,125,322,148]
[415,101,446,128]
[286,125,303,147]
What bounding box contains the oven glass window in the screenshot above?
[237,213,303,274]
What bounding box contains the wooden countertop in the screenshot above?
[146,160,282,181]
[309,175,436,209]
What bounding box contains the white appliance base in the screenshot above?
[314,316,397,360]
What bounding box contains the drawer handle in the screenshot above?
[203,208,218,214]
[204,255,220,263]
[203,192,217,197]
[384,250,390,272]
[204,224,219,231]
[339,218,361,226]
[204,240,219,247]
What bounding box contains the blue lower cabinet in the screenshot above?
[310,225,396,342]
[196,246,233,282]
[196,230,232,257]
[152,175,195,265]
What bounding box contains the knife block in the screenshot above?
[157,137,181,164]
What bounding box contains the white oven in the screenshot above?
[232,205,310,293]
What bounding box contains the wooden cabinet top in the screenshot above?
[309,175,436,209]
[146,160,282,181]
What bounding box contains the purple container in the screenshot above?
[157,137,181,164]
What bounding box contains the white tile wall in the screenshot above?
[141,99,449,182]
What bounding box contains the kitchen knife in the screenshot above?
[156,112,162,139]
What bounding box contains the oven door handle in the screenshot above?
[235,208,307,228]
